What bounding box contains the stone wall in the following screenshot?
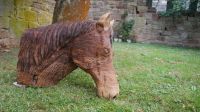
[132,12,200,47]
[0,0,55,48]
[89,0,200,47]
[0,0,199,48]
[89,0,139,23]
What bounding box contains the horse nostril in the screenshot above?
[112,95,117,99]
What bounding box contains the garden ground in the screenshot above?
[0,43,200,112]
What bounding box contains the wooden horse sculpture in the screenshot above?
[15,13,119,99]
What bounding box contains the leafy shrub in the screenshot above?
[118,20,134,42]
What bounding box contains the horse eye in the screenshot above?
[109,34,113,45]
[110,34,113,38]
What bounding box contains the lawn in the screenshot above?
[0,43,200,112]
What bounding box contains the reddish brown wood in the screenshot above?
[16,15,119,99]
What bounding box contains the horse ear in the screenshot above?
[97,12,112,31]
[99,12,111,22]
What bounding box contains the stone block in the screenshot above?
[0,29,13,39]
[32,3,49,12]
[0,38,19,48]
[0,0,55,39]
[37,12,52,25]
[116,2,127,9]
[0,5,13,17]
[0,17,10,29]
[24,9,37,22]
[14,0,24,8]
[24,0,33,6]
[28,22,39,28]
[137,6,148,13]
[16,9,25,19]
[9,18,28,37]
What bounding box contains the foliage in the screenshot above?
[117,11,134,42]
[189,0,199,13]
[159,0,199,17]
[160,0,183,17]
[118,20,134,42]
[0,43,200,112]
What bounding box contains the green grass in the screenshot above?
[0,43,200,112]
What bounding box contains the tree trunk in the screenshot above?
[52,0,90,23]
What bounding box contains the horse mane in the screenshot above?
[17,20,96,72]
